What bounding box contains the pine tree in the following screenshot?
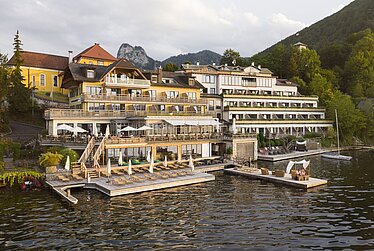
[8,30,32,114]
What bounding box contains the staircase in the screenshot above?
[92,137,106,177]
[87,169,99,179]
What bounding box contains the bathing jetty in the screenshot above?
[224,168,327,189]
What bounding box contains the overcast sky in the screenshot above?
[0,0,354,60]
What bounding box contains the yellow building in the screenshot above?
[72,43,117,66]
[7,51,69,95]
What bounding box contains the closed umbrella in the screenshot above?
[118,150,123,166]
[128,160,132,175]
[232,118,237,134]
[177,153,182,164]
[64,155,70,171]
[149,156,154,174]
[146,150,151,163]
[189,154,194,171]
[164,155,168,168]
[107,158,111,182]
[105,124,110,138]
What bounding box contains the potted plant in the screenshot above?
[38,152,63,173]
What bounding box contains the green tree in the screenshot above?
[326,90,366,145]
[163,63,178,72]
[344,30,374,98]
[8,30,32,114]
[221,48,242,66]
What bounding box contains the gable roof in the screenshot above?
[7,51,68,71]
[62,63,108,88]
[73,43,117,62]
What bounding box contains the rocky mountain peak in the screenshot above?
[117,43,156,70]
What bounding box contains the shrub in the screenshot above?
[59,148,79,165]
[38,152,63,167]
[226,147,233,155]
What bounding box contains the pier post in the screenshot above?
[67,189,71,198]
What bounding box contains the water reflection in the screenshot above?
[0,149,373,250]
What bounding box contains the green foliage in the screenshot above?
[220,48,247,66]
[226,147,233,155]
[163,63,178,72]
[0,169,44,187]
[38,152,63,167]
[8,31,32,114]
[326,91,367,145]
[59,148,79,165]
[0,161,4,171]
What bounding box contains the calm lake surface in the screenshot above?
[0,149,373,250]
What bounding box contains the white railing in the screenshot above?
[105,75,150,87]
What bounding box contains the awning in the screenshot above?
[164,119,221,126]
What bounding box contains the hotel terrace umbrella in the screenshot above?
[64,155,70,171]
[71,126,87,133]
[146,150,151,163]
[105,125,110,138]
[137,125,153,131]
[189,154,194,172]
[118,150,123,166]
[149,156,154,174]
[56,124,74,131]
[119,126,137,132]
[107,158,111,182]
[164,156,168,168]
[128,160,133,175]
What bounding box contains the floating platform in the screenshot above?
[47,172,215,204]
[258,149,329,162]
[224,168,327,189]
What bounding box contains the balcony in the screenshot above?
[105,76,150,88]
[44,109,216,120]
[232,118,334,125]
[222,92,319,101]
[223,105,325,112]
[81,93,208,105]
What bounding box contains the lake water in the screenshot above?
[0,149,373,250]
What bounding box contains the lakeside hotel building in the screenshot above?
[41,44,257,170]
[10,43,332,173]
[181,63,333,138]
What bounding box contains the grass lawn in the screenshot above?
[35,91,69,103]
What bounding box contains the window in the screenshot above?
[31,76,36,87]
[166,91,179,98]
[148,90,157,99]
[40,74,46,86]
[53,76,58,87]
[208,101,214,111]
[86,86,102,95]
[87,70,95,78]
[187,92,196,99]
[210,88,216,94]
[98,60,104,66]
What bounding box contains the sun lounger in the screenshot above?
[56,175,69,182]
[72,174,84,180]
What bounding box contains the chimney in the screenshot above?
[68,50,73,63]
[251,62,255,66]
[196,61,200,66]
[157,66,162,83]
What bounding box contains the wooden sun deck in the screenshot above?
[224,168,327,189]
[47,169,215,204]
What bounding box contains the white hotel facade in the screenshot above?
[181,63,333,138]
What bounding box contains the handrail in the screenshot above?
[81,93,208,105]
[78,137,95,163]
[93,137,106,173]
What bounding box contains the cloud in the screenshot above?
[0,0,323,61]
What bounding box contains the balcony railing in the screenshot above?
[223,92,319,100]
[44,109,216,119]
[224,106,325,111]
[81,93,208,105]
[232,119,334,124]
[105,76,150,88]
[40,133,257,146]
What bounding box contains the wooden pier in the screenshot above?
[224,168,327,189]
[47,172,215,204]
